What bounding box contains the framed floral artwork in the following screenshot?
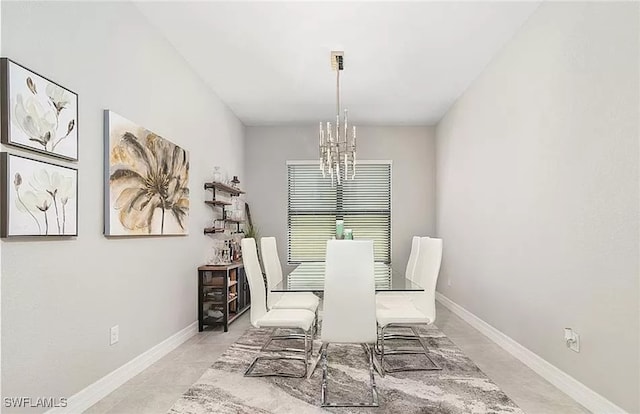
[0,58,78,161]
[0,153,78,237]
[104,110,189,236]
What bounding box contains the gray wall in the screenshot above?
[245,126,436,275]
[435,2,639,412]
[1,1,244,409]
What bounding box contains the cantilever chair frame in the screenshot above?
[318,342,379,408]
[244,326,313,378]
[261,321,317,354]
[377,322,442,376]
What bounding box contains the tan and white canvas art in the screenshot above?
[104,111,189,236]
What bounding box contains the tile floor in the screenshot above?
[86,303,590,414]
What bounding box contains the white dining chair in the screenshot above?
[376,237,443,376]
[241,238,316,378]
[375,236,423,344]
[316,239,379,407]
[375,235,421,307]
[261,237,320,312]
[260,237,320,349]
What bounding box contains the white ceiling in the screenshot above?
[136,1,540,126]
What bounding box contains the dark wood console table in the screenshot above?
[198,262,250,332]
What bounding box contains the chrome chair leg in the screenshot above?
[320,343,328,404]
[314,308,319,336]
[378,323,442,376]
[245,328,310,378]
[364,343,379,407]
[320,343,379,407]
[307,341,325,379]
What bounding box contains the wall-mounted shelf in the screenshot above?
[204,227,226,234]
[204,181,245,196]
[205,200,232,207]
[204,181,245,235]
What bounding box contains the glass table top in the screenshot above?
[271,262,424,292]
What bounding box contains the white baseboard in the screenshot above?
[46,321,198,414]
[435,292,627,414]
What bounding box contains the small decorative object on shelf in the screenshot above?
[344,229,353,240]
[228,197,245,222]
[207,309,223,320]
[231,176,240,188]
[213,166,222,183]
[208,239,232,265]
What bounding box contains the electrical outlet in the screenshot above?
[110,325,119,345]
[564,328,579,352]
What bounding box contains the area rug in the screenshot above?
[168,325,524,413]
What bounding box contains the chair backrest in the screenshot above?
[405,236,422,282]
[241,238,267,327]
[260,237,282,308]
[410,237,443,323]
[322,240,377,344]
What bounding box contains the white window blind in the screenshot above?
[287,162,391,264]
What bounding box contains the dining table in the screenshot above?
[271,262,424,292]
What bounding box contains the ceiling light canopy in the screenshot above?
[319,51,356,186]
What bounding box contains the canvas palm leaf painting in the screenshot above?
[104,111,189,236]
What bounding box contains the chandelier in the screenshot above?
[319,51,356,186]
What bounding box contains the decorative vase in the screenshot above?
[336,219,344,239]
[344,229,353,240]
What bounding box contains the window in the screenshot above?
[287,161,391,264]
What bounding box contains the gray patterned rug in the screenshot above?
[168,325,524,413]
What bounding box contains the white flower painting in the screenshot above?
[1,59,78,160]
[1,153,78,237]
